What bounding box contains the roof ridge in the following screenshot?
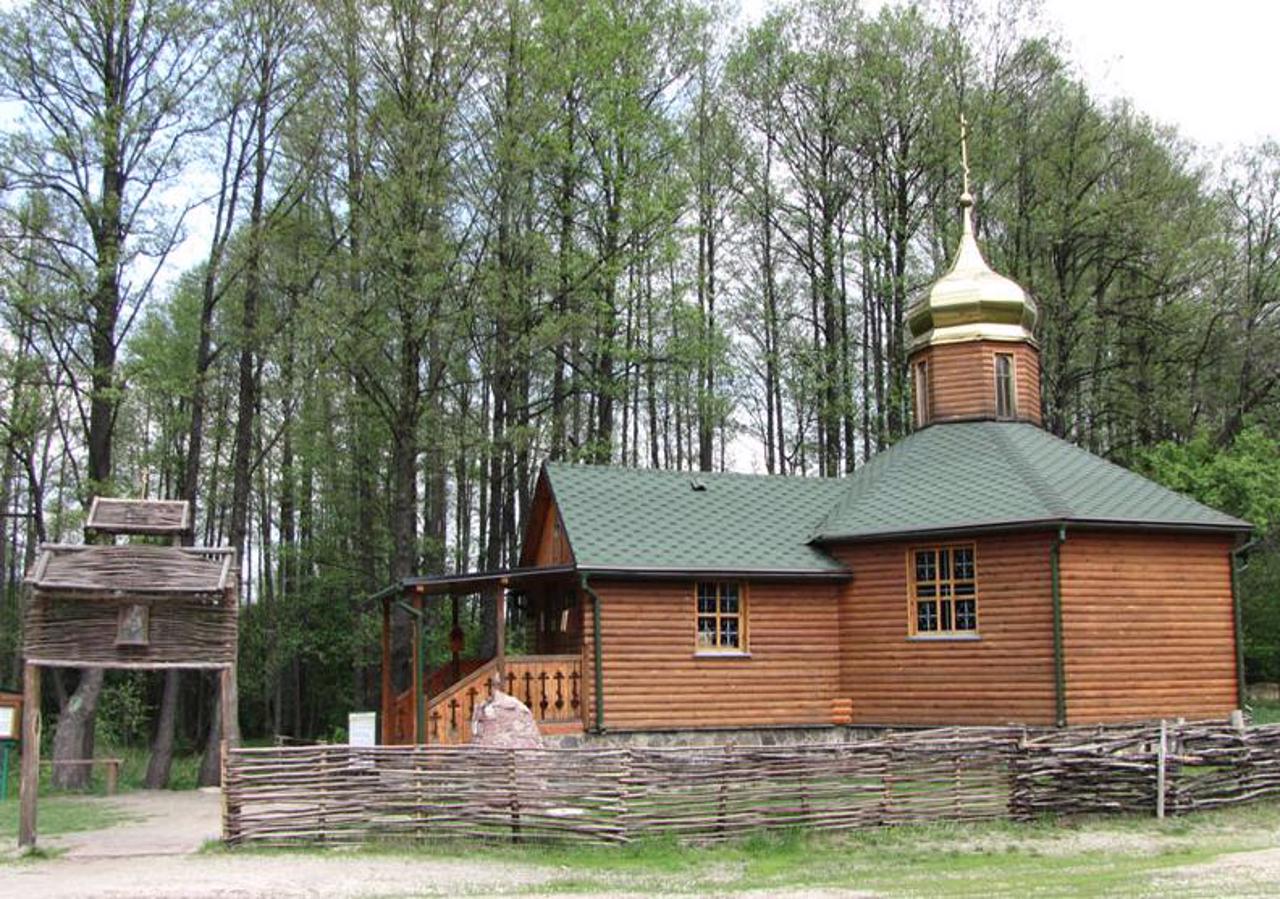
[993,423,1074,520]
[544,458,848,486]
[810,435,915,541]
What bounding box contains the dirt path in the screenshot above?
[9,790,1280,897]
[53,788,222,858]
[8,790,556,898]
[11,852,557,898]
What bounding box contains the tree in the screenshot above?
[0,0,215,788]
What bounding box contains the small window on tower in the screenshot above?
[995,353,1015,418]
[914,361,930,426]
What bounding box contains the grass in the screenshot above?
[0,745,203,801]
[221,800,1280,896]
[1249,700,1280,725]
[0,795,129,841]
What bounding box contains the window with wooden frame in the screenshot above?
[913,360,930,426]
[994,353,1016,418]
[696,582,746,652]
[910,545,978,636]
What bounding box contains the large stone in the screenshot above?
[470,687,544,749]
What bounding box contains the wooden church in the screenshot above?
[373,175,1252,745]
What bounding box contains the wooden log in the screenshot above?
[18,663,40,848]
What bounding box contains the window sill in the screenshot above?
[907,634,981,643]
[693,651,752,659]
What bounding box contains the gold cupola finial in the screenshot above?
[906,114,1037,353]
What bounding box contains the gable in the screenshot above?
[518,472,575,568]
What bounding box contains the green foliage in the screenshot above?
[94,674,154,749]
[1141,428,1280,681]
[237,571,379,740]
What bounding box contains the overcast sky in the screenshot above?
[740,0,1277,152]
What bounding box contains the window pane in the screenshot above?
[954,547,974,580]
[938,549,950,579]
[917,584,936,598]
[956,599,977,631]
[940,600,952,632]
[917,600,938,632]
[996,355,1015,417]
[721,617,739,647]
[721,592,738,614]
[915,550,935,581]
[697,617,717,646]
[939,582,951,597]
[955,582,975,596]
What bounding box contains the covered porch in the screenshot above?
[370,565,586,745]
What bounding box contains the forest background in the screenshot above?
[0,0,1278,789]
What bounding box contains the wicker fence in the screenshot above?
[222,721,1280,847]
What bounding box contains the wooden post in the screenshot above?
[495,587,507,683]
[380,597,393,745]
[1156,719,1167,819]
[412,593,424,744]
[450,595,461,684]
[219,665,234,842]
[18,663,40,848]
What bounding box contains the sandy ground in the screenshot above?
[1150,845,1280,896]
[6,790,1280,898]
[9,790,557,897]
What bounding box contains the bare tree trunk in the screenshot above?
[144,671,181,789]
[51,668,104,789]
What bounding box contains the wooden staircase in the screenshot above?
[390,654,583,745]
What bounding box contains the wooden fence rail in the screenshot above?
[222,721,1280,847]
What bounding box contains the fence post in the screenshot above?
[620,747,633,844]
[1156,719,1167,820]
[222,745,240,845]
[508,749,521,844]
[717,745,731,837]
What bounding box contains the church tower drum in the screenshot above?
[906,122,1040,427]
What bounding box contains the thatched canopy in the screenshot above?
[84,497,193,537]
[26,545,233,598]
[23,544,237,669]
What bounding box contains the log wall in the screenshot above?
[583,578,843,731]
[1060,531,1238,723]
[832,532,1058,726]
[912,339,1041,425]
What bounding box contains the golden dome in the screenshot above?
[907,194,1037,353]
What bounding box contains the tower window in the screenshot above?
[995,353,1016,418]
[914,361,930,426]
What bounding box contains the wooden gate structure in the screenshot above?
[16,498,237,848]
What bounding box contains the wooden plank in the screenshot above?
[85,497,192,535]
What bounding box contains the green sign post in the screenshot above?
[0,740,13,802]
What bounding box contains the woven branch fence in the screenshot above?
[222,721,1280,847]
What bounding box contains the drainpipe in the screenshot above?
[1231,537,1260,712]
[580,573,605,733]
[1050,525,1068,727]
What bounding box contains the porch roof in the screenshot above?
[365,564,578,604]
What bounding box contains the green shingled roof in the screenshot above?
[543,422,1250,574]
[543,462,850,574]
[813,421,1251,541]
